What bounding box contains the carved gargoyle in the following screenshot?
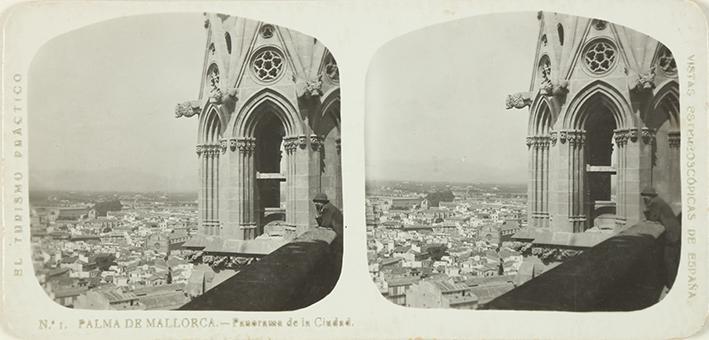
[294,74,323,99]
[175,100,201,118]
[505,92,532,109]
[626,66,656,92]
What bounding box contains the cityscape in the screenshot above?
[28,13,343,311]
[366,180,546,309]
[365,11,681,311]
[29,191,231,310]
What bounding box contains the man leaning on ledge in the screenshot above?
[641,187,681,290]
[312,193,344,272]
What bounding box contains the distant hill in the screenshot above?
[29,167,198,193]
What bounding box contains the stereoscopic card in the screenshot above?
[1,0,707,339]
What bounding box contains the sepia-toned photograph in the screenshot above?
[28,12,343,311]
[1,1,707,339]
[366,11,681,311]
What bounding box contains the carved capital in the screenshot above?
[559,131,568,144]
[640,127,655,144]
[505,92,532,109]
[310,134,323,151]
[668,131,681,148]
[613,129,628,146]
[298,135,308,149]
[526,136,533,148]
[629,129,639,143]
[229,138,237,152]
[219,139,228,154]
[175,100,201,118]
[237,137,256,154]
[564,130,585,146]
[283,136,298,153]
[196,145,203,156]
[336,138,342,154]
[550,131,558,146]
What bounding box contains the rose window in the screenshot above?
[584,40,617,74]
[324,54,339,82]
[252,49,284,82]
[658,47,677,75]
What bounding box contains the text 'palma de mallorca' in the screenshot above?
[505,12,679,250]
[175,14,342,259]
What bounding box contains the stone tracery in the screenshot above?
[584,40,617,74]
[252,49,284,82]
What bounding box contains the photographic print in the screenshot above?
[28,12,343,311]
[366,11,681,311]
[1,1,707,339]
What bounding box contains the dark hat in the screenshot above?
[313,193,329,203]
[641,187,658,197]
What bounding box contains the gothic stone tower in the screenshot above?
[176,14,341,242]
[506,12,679,237]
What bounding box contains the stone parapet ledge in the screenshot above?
[179,227,341,311]
[618,220,665,238]
[295,227,337,244]
[483,221,668,311]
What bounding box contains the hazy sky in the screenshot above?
[366,12,539,184]
[29,12,540,193]
[29,13,205,192]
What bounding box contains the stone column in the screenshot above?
[566,130,586,232]
[547,131,559,229]
[291,134,322,235]
[548,130,585,233]
[533,136,541,227]
[220,138,240,238]
[237,137,257,240]
[212,144,220,235]
[205,145,213,235]
[196,145,205,234]
[613,129,629,228]
[335,138,343,209]
[283,136,298,227]
[540,136,551,228]
[526,137,535,228]
[620,128,653,227]
[528,135,551,229]
[667,130,681,212]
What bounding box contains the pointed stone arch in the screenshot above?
[316,89,342,208]
[197,104,225,236]
[562,80,634,130]
[650,80,680,129]
[647,80,681,211]
[529,95,553,135]
[526,96,553,229]
[232,88,302,138]
[198,105,225,143]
